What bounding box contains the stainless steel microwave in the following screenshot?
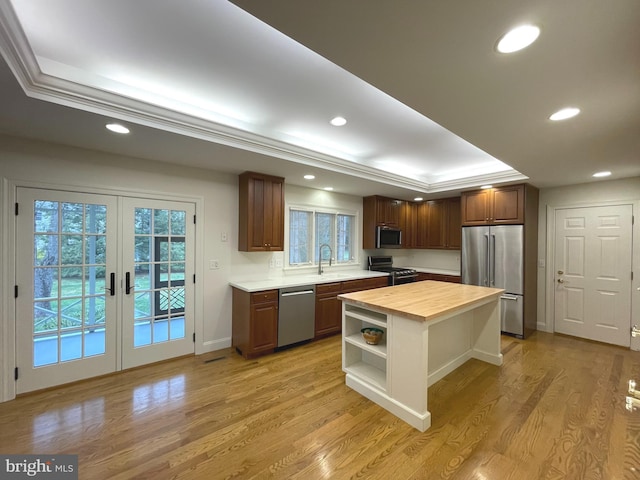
[376,226,402,248]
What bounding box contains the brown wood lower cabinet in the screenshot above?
[232,276,390,358]
[232,288,279,359]
[315,276,389,338]
[315,282,343,338]
[416,273,461,283]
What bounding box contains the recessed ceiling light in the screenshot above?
[414,197,424,201]
[480,185,493,189]
[323,187,334,191]
[549,107,581,121]
[105,123,130,134]
[330,116,347,127]
[592,171,611,178]
[303,174,315,180]
[496,25,540,53]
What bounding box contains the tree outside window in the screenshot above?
[315,213,335,262]
[289,210,313,265]
[336,214,354,262]
[289,207,356,267]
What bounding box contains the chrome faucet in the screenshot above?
[318,243,333,274]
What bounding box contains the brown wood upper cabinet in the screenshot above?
[461,184,526,226]
[363,195,405,249]
[418,197,461,249]
[400,201,417,249]
[418,197,462,250]
[364,195,460,250]
[238,171,284,251]
[370,195,404,227]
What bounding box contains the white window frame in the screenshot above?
[286,204,359,270]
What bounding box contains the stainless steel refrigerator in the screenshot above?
[461,225,524,337]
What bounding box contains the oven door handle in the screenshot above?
[392,273,418,285]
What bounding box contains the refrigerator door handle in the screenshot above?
[484,233,490,286]
[501,294,520,301]
[490,234,496,286]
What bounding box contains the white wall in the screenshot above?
[536,177,640,333]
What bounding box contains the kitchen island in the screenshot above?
[338,280,504,431]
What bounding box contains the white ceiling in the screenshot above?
[0,0,638,199]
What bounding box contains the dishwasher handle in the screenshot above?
[280,289,315,297]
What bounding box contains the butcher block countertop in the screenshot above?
[338,280,504,323]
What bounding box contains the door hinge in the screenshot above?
[14,203,18,215]
[193,215,196,224]
[193,333,196,343]
[14,367,18,380]
[193,274,196,283]
[14,285,18,298]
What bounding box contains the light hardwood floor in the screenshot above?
[1,332,639,479]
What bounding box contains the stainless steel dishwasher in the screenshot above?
[278,285,316,347]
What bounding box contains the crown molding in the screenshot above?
[0,6,524,194]
[428,170,529,193]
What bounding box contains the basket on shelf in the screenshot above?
[361,327,384,345]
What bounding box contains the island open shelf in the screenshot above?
[339,280,504,432]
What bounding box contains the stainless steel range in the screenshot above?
[368,256,418,286]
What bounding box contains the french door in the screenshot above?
[15,188,195,393]
[121,198,195,369]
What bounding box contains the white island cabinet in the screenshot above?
[339,280,504,432]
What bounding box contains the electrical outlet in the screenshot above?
[269,259,275,268]
[275,258,283,268]
[221,232,228,242]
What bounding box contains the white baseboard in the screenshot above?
[427,351,472,387]
[199,337,232,354]
[537,322,553,333]
[346,374,431,432]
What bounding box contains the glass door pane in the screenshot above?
[122,199,195,369]
[16,189,118,394]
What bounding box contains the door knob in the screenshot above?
[557,278,564,284]
[557,270,564,275]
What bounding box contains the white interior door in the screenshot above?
[554,204,633,346]
[120,198,195,369]
[16,188,118,393]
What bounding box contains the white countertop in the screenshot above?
[229,270,389,292]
